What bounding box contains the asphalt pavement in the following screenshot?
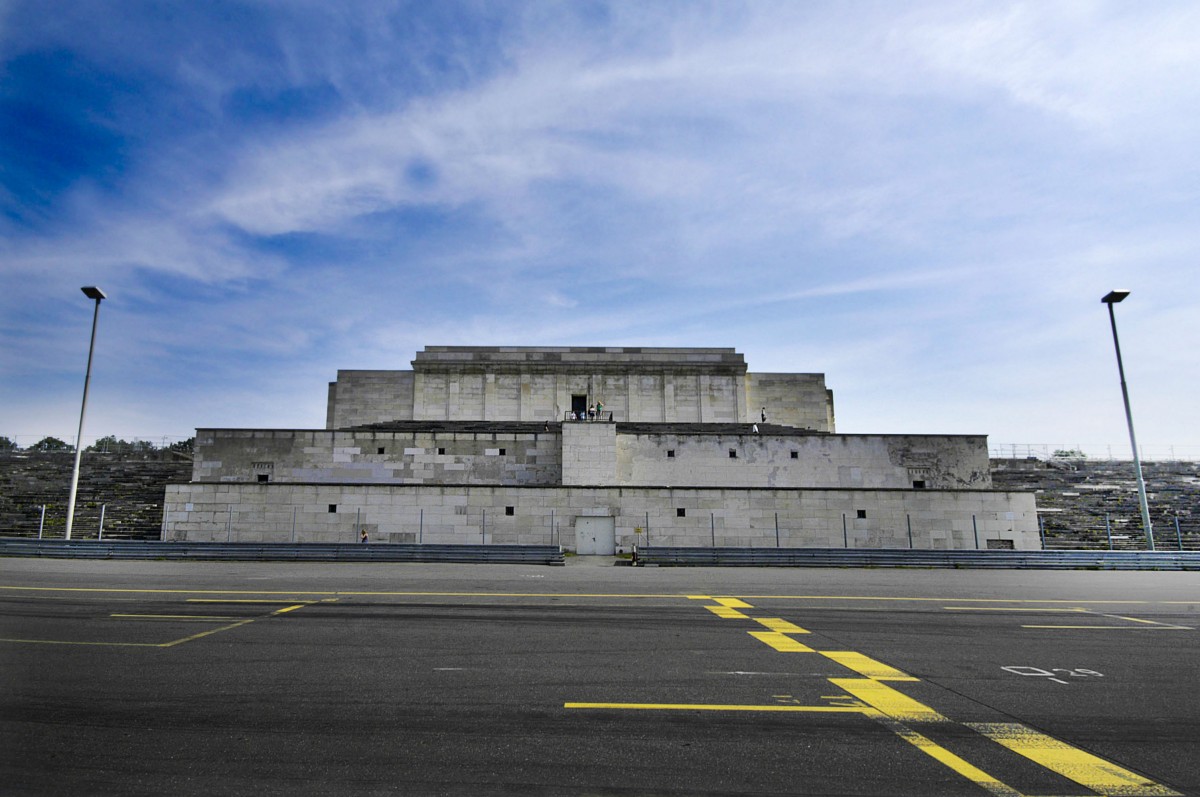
[2,558,1197,796]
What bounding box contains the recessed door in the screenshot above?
[575,516,615,555]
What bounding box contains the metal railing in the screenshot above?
[0,539,565,565]
[561,411,613,422]
[633,546,1200,570]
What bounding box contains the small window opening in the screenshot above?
[728,449,737,459]
[257,474,269,483]
[438,447,446,455]
[505,506,515,516]
[790,451,799,459]
[676,508,687,517]
[912,480,927,489]
[667,450,675,458]
[856,509,866,519]
[498,447,506,456]
[328,504,338,513]
[377,447,385,455]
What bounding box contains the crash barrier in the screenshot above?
[633,546,1200,570]
[0,539,565,565]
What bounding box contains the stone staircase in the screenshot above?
[990,458,1200,550]
[0,452,193,540]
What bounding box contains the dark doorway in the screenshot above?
[571,394,588,417]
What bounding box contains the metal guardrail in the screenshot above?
[634,546,1200,570]
[0,539,565,565]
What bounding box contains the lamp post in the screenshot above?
[65,286,106,540]
[1101,289,1154,550]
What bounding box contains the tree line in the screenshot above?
[0,436,195,453]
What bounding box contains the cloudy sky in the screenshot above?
[2,1,1197,457]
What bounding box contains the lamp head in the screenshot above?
[1101,290,1130,304]
[81,286,107,301]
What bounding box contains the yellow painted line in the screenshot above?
[713,597,754,609]
[565,702,865,714]
[732,594,1157,605]
[186,599,317,604]
[830,678,946,723]
[705,605,748,619]
[754,618,810,634]
[865,711,1024,797]
[272,604,307,615]
[1107,614,1184,627]
[821,651,917,681]
[111,614,240,621]
[0,638,161,647]
[749,631,814,652]
[944,606,1089,613]
[969,723,1181,796]
[686,595,713,600]
[157,618,260,648]
[1022,624,1192,630]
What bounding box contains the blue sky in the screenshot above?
[2,0,1198,458]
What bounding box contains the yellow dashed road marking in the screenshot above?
[820,651,917,681]
[754,618,810,634]
[748,630,814,652]
[829,678,947,723]
[706,605,749,619]
[969,723,1181,796]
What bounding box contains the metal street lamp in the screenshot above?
[1101,289,1154,550]
[65,286,106,540]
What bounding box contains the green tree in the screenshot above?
[0,436,17,451]
[88,435,126,452]
[32,436,71,451]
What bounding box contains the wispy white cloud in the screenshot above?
[2,1,1198,456]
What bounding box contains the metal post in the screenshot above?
[227,505,232,542]
[420,508,424,544]
[98,504,106,540]
[842,513,848,548]
[907,515,913,549]
[710,513,715,547]
[549,509,554,546]
[1176,517,1183,551]
[291,506,297,543]
[1104,294,1154,549]
[775,512,780,548]
[39,505,46,539]
[66,287,105,540]
[645,511,650,546]
[482,510,486,544]
[1105,513,1113,550]
[356,507,361,542]
[1038,515,1045,550]
[972,515,979,549]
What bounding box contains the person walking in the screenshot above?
[360,528,369,543]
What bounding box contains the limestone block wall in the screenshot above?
[326,371,415,428]
[193,429,560,486]
[561,422,618,486]
[323,348,841,426]
[616,433,992,489]
[162,483,1040,551]
[746,373,834,431]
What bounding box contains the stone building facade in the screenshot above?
[163,346,1039,551]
